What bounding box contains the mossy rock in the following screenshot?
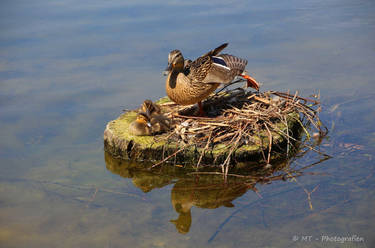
[104,91,303,168]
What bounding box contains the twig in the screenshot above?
[215,79,245,94]
[264,123,273,164]
[196,131,213,169]
[150,145,188,168]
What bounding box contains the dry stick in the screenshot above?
[150,145,188,168]
[220,134,237,174]
[271,91,319,105]
[221,124,246,178]
[199,122,231,127]
[291,156,331,174]
[292,90,299,103]
[196,131,213,169]
[304,184,320,210]
[281,115,290,156]
[254,95,271,105]
[264,123,273,164]
[188,171,256,178]
[285,166,321,211]
[213,131,236,143]
[173,113,216,120]
[190,151,327,182]
[215,79,246,95]
[189,125,212,132]
[268,120,331,159]
[282,94,320,116]
[188,171,297,182]
[256,120,267,163]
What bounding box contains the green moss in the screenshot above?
[108,111,164,149]
[155,96,171,104]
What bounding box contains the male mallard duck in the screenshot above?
[128,112,152,136]
[165,43,259,115]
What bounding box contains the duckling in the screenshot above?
[165,43,259,115]
[150,114,172,133]
[140,99,172,133]
[141,99,161,116]
[128,112,152,136]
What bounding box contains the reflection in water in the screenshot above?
[170,175,252,234]
[105,150,329,234]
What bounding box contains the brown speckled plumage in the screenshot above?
[165,43,256,107]
[167,70,219,105]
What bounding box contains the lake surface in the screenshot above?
[1,0,374,247]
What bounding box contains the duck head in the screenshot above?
[141,99,161,116]
[163,50,185,75]
[136,112,152,128]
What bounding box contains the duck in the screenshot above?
[128,112,152,136]
[164,43,259,115]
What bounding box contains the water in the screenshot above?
[1,0,374,247]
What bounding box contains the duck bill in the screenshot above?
[162,63,172,76]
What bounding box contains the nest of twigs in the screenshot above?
[152,87,327,171]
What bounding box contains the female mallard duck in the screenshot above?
[165,43,259,115]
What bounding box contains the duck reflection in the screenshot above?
[170,175,255,233]
[105,152,303,234]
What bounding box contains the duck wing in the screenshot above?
[201,43,228,57]
[187,43,248,84]
[188,55,248,84]
[187,55,212,82]
[216,54,248,78]
[183,59,192,76]
[186,43,229,83]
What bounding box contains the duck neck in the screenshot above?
[168,66,182,89]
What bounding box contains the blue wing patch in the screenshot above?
[212,56,227,66]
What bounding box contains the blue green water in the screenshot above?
[1,0,374,247]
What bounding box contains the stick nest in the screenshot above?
[153,87,326,169]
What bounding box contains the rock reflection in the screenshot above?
[105,152,312,234]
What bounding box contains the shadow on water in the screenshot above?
[105,143,330,235]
